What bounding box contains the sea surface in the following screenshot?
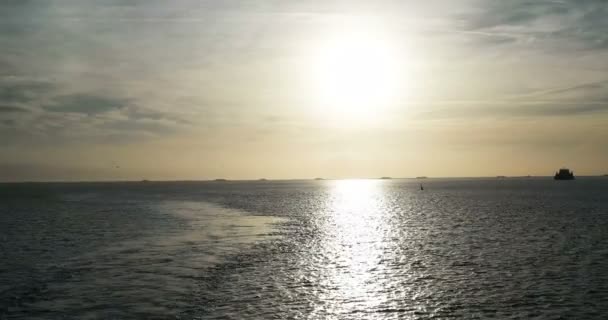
[1,178,608,319]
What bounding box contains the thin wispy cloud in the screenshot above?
[0,106,29,113]
[464,0,608,49]
[43,94,129,115]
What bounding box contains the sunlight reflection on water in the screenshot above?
[314,179,398,317]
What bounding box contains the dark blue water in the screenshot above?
[1,178,608,319]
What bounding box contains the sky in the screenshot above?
[1,0,607,181]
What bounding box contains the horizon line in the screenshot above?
[2,175,608,184]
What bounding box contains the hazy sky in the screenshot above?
[1,0,607,181]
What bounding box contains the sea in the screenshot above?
[1,178,607,319]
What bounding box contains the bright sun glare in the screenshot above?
[308,19,404,123]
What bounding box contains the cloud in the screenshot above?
[414,68,608,120]
[521,80,607,98]
[43,94,129,115]
[125,106,192,125]
[464,0,608,49]
[468,1,566,29]
[0,105,28,113]
[0,79,54,104]
[417,100,608,120]
[1,119,15,126]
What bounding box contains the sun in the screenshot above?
[307,20,404,124]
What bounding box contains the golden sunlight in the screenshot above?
[306,18,405,124]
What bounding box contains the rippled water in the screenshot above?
[1,178,608,319]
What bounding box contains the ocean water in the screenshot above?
[1,178,607,319]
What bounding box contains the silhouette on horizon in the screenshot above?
[554,168,575,180]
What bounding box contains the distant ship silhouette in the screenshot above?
[554,168,574,180]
